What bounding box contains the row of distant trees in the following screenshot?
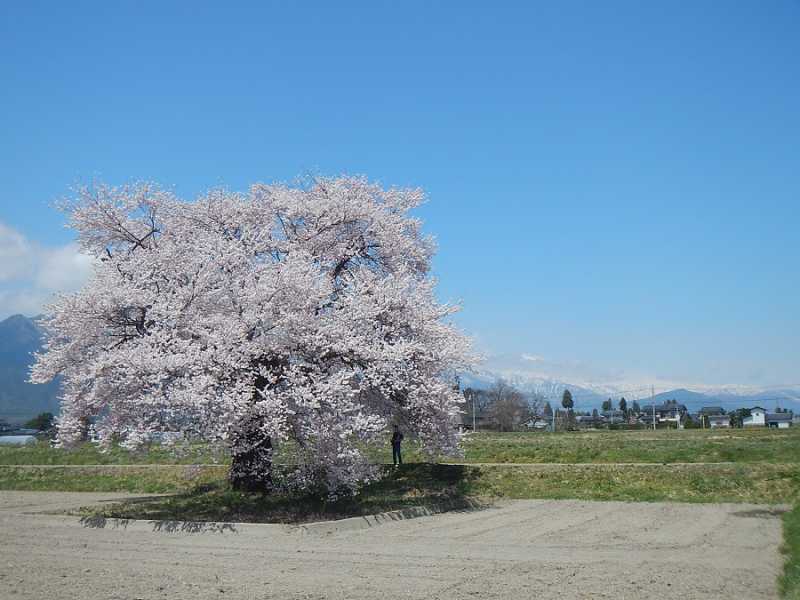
[24,412,55,431]
[461,384,794,432]
[462,383,543,431]
[460,385,670,432]
[0,412,56,436]
[600,397,641,415]
[462,384,583,431]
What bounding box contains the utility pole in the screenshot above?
[472,392,477,432]
[651,385,656,431]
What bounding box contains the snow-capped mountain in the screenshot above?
[461,353,800,413]
[460,371,608,410]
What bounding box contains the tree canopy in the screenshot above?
[32,177,475,495]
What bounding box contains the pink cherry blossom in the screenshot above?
[31,177,476,495]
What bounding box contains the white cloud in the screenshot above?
[0,289,53,317]
[0,222,92,318]
[521,353,544,362]
[35,243,94,291]
[0,222,36,281]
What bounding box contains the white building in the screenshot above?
[743,407,766,427]
[742,407,793,428]
[0,435,36,445]
[766,413,793,428]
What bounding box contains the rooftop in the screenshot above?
[766,413,793,422]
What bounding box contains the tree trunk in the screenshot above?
[229,412,273,492]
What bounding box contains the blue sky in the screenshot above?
[1,1,798,387]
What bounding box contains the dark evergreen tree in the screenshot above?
[24,412,55,432]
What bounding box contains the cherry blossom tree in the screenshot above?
[31,177,475,495]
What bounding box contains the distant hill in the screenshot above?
[650,388,709,403]
[649,388,716,409]
[651,387,800,414]
[0,315,60,423]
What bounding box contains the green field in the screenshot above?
[783,504,800,600]
[3,428,798,505]
[456,428,800,464]
[371,427,800,465]
[4,461,797,505]
[0,441,225,466]
[6,427,797,466]
[0,464,228,493]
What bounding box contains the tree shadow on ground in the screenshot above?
[79,512,238,534]
[150,520,238,533]
[731,507,789,519]
[79,514,132,529]
[78,463,491,526]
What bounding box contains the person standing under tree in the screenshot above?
[391,425,404,467]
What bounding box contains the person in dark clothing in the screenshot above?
[391,425,404,466]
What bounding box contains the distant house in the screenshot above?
[696,407,727,428]
[455,409,473,432]
[707,414,730,428]
[455,401,489,431]
[740,407,793,428]
[576,415,603,429]
[601,410,625,425]
[743,407,767,427]
[699,407,725,416]
[13,428,40,435]
[524,418,550,430]
[766,413,792,429]
[0,435,36,445]
[639,413,657,427]
[455,403,472,431]
[640,402,687,425]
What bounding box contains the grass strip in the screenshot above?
[0,441,226,466]
[458,429,800,464]
[782,504,800,599]
[0,465,227,493]
[18,462,791,524]
[5,429,799,467]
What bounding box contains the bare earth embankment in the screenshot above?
[0,491,786,600]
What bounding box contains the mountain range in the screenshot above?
[0,314,60,423]
[461,356,800,414]
[0,315,798,422]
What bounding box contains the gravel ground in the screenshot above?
[0,491,786,599]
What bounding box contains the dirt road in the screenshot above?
[0,491,785,599]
